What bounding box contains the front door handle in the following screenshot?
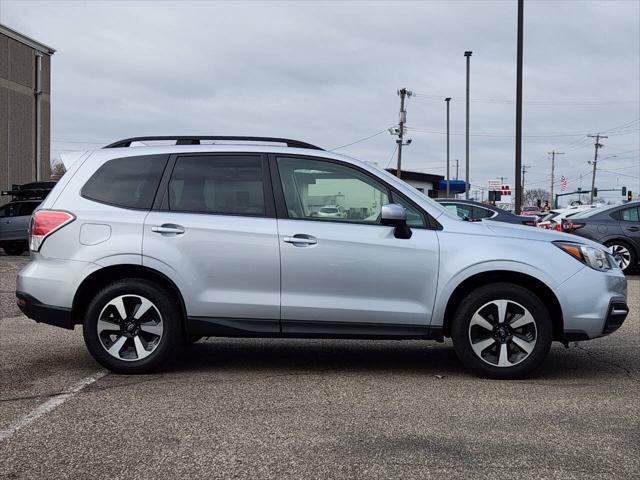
[627,226,639,232]
[151,224,185,235]
[283,234,317,246]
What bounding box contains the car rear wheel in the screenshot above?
[83,279,182,374]
[606,241,636,273]
[451,283,552,379]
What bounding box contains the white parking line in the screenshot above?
[0,371,107,442]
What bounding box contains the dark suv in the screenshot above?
[565,202,640,273]
[0,182,56,255]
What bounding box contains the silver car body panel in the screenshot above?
[16,144,627,340]
[143,211,280,319]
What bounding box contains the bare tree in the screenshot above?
[523,188,549,207]
[50,162,66,179]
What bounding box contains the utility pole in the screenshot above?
[464,51,472,199]
[548,150,564,205]
[445,97,451,198]
[514,0,524,214]
[522,165,530,190]
[588,133,607,204]
[395,88,412,179]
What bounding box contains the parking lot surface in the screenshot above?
[1,255,638,479]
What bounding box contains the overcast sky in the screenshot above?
[1,0,639,200]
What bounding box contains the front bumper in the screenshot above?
[557,266,628,340]
[603,300,628,335]
[16,292,74,330]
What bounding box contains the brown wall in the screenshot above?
[0,33,51,204]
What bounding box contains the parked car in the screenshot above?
[0,200,40,255]
[0,182,56,256]
[16,136,627,379]
[564,202,640,273]
[537,205,597,231]
[314,205,345,218]
[436,199,536,225]
[521,206,542,218]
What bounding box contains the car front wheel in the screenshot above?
[451,283,552,379]
[83,279,182,374]
[606,241,636,273]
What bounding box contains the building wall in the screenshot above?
[403,179,437,197]
[0,32,51,204]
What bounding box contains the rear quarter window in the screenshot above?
[81,155,168,209]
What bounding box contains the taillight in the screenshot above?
[562,222,584,233]
[30,210,75,252]
[554,224,562,231]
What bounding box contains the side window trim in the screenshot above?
[154,152,276,218]
[268,153,436,230]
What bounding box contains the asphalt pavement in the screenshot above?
[1,255,638,479]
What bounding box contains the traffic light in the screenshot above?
[629,191,633,202]
[593,187,598,198]
[622,186,627,196]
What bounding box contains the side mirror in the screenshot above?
[381,204,412,239]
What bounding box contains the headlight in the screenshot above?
[554,241,618,272]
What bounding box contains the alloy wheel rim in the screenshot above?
[97,295,163,362]
[468,299,537,368]
[608,244,631,270]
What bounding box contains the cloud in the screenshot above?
[2,0,639,197]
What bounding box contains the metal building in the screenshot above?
[0,24,55,204]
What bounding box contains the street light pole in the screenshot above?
[445,97,451,198]
[514,0,524,214]
[464,51,472,199]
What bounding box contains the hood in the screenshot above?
[482,219,605,249]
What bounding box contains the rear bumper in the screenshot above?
[16,292,74,330]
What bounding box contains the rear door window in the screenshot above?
[620,207,640,222]
[472,206,494,219]
[82,155,168,209]
[0,203,21,218]
[168,155,265,216]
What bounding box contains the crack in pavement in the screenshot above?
[573,343,640,383]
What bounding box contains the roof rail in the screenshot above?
[103,136,323,150]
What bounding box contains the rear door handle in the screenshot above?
[283,234,317,246]
[627,226,639,232]
[151,224,185,235]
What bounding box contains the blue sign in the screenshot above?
[437,180,466,193]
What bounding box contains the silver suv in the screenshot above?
[16,136,628,378]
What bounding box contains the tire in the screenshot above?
[605,240,636,274]
[3,245,25,256]
[451,283,553,379]
[83,278,183,374]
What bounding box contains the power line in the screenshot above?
[329,128,392,151]
[412,92,640,106]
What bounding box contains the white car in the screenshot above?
[538,205,597,231]
[315,205,345,218]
